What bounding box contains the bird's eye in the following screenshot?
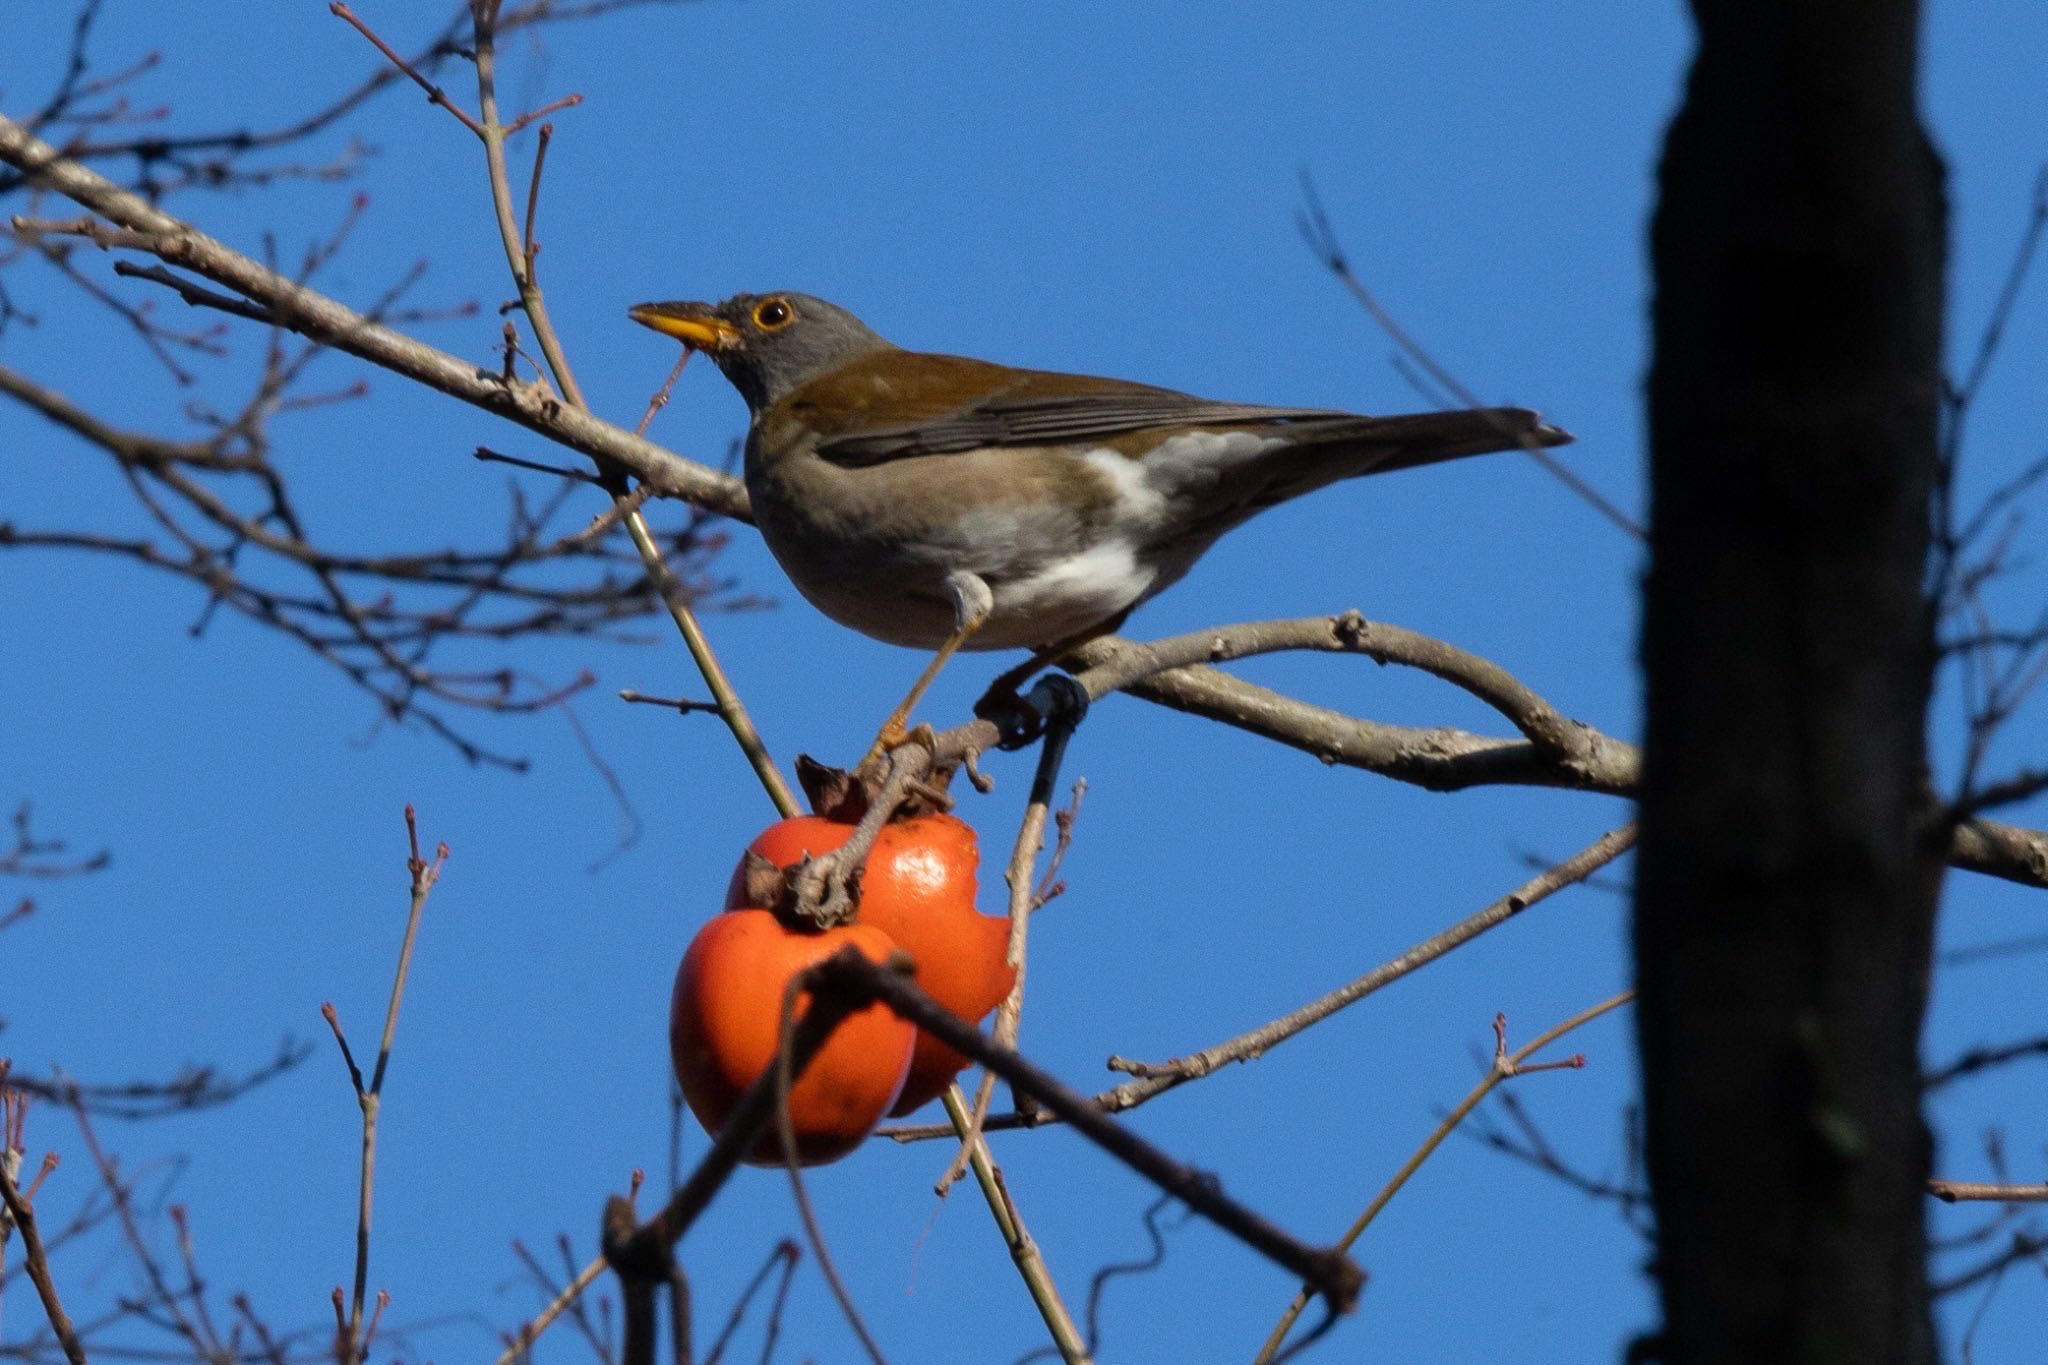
[752,298,794,330]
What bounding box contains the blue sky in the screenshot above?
[4,3,2046,1361]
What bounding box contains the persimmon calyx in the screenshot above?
[785,849,865,929]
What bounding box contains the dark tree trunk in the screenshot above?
[1635,3,1947,1364]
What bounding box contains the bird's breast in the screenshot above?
[745,434,1172,651]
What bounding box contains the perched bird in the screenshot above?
[630,291,1570,747]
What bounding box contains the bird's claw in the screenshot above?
[976,685,1041,749]
[981,673,1089,751]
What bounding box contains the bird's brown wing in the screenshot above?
[792,353,1346,468]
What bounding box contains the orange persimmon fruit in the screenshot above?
[729,813,1015,1115]
[668,910,914,1165]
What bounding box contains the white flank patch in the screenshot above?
[996,539,1155,640]
[1080,446,1169,522]
[1147,429,1288,463]
[1087,431,1287,523]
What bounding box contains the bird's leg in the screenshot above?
[979,640,1072,711]
[862,570,994,767]
[972,608,1130,742]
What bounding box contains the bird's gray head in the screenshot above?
[627,291,894,411]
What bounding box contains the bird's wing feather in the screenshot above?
[792,354,1346,468]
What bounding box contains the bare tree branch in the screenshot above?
[0,112,745,515]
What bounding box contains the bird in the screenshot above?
[628,290,1571,754]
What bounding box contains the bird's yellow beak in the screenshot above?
[628,301,740,352]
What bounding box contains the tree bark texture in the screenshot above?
[1637,4,1946,1364]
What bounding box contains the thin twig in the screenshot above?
[327,2,485,136]
[337,805,448,1364]
[1033,778,1087,908]
[853,955,1365,1314]
[943,679,1085,1192]
[0,114,744,511]
[1253,991,1634,1363]
[509,948,1362,1360]
[698,1240,797,1365]
[603,1194,664,1365]
[1925,1035,2048,1088]
[772,970,889,1364]
[321,0,795,814]
[1943,166,2048,467]
[473,445,605,483]
[521,123,553,275]
[470,3,798,817]
[70,1091,211,1351]
[0,1130,88,1365]
[1073,611,1593,765]
[884,823,1637,1141]
[618,689,720,714]
[1297,170,1643,539]
[942,1087,1092,1364]
[1929,1181,2048,1204]
[495,949,896,1364]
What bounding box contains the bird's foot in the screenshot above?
[974,681,1040,750]
[857,717,910,775]
[858,718,947,780]
[979,673,1090,751]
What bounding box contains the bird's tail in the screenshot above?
[1315,406,1572,479]
[1208,407,1571,523]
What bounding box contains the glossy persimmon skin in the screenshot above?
[669,911,914,1165]
[732,814,1015,1115]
